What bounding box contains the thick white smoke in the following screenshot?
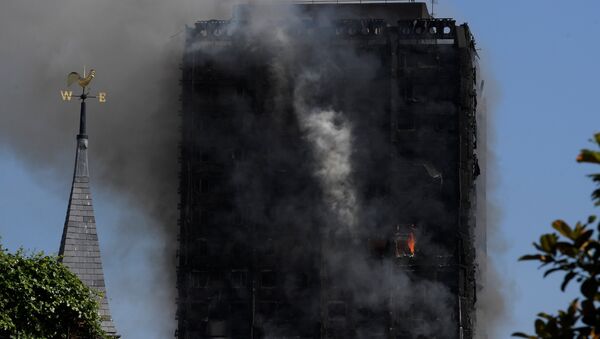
[296,104,359,235]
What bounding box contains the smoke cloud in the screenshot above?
[295,96,358,235]
[183,3,460,337]
[0,0,239,337]
[0,1,490,338]
[474,64,509,339]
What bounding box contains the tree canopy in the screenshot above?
[513,133,600,338]
[0,245,106,338]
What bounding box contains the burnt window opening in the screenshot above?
[403,80,419,104]
[458,237,465,265]
[394,225,416,258]
[260,270,276,288]
[200,179,209,193]
[207,320,227,337]
[327,301,347,319]
[193,178,207,195]
[198,238,208,257]
[230,270,247,288]
[233,213,244,226]
[229,303,250,334]
[297,273,310,289]
[199,148,216,163]
[229,302,249,315]
[398,53,408,72]
[434,121,446,132]
[199,177,220,194]
[368,239,389,258]
[193,178,201,195]
[230,148,246,162]
[188,303,209,330]
[459,267,467,294]
[326,320,347,332]
[190,271,209,289]
[198,209,209,225]
[192,208,202,224]
[396,110,416,131]
[258,302,278,316]
[231,245,248,260]
[235,83,246,96]
[357,307,376,318]
[263,238,275,257]
[394,234,416,258]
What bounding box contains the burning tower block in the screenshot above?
[177,2,481,338]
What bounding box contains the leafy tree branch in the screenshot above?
[513,133,600,338]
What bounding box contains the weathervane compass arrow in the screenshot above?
[59,67,107,138]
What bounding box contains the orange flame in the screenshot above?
[407,232,416,256]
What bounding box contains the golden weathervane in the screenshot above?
[59,67,107,138]
[60,67,106,103]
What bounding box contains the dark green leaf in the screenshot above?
[544,267,563,278]
[556,242,578,257]
[577,149,600,164]
[581,279,598,299]
[511,333,535,338]
[575,229,594,248]
[561,272,577,291]
[574,222,585,238]
[553,220,574,240]
[519,254,545,261]
[540,234,558,253]
[581,299,596,326]
[535,319,545,333]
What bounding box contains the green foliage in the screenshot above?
[0,244,107,338]
[577,133,600,206]
[513,133,600,338]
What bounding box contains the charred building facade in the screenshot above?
[177,2,481,338]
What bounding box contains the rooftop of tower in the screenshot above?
[234,1,431,22]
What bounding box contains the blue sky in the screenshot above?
[439,0,600,337]
[1,1,599,338]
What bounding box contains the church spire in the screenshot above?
[58,71,118,337]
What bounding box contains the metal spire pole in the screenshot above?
[78,88,88,138]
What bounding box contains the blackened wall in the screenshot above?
[177,3,479,339]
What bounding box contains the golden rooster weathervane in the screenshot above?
[67,68,96,89]
[59,67,107,138]
[60,67,106,103]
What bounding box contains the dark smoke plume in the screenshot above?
[184,3,461,337]
[0,1,238,337]
[430,3,508,337]
[0,1,492,338]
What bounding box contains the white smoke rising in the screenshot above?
[230,3,459,335]
[298,107,358,235]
